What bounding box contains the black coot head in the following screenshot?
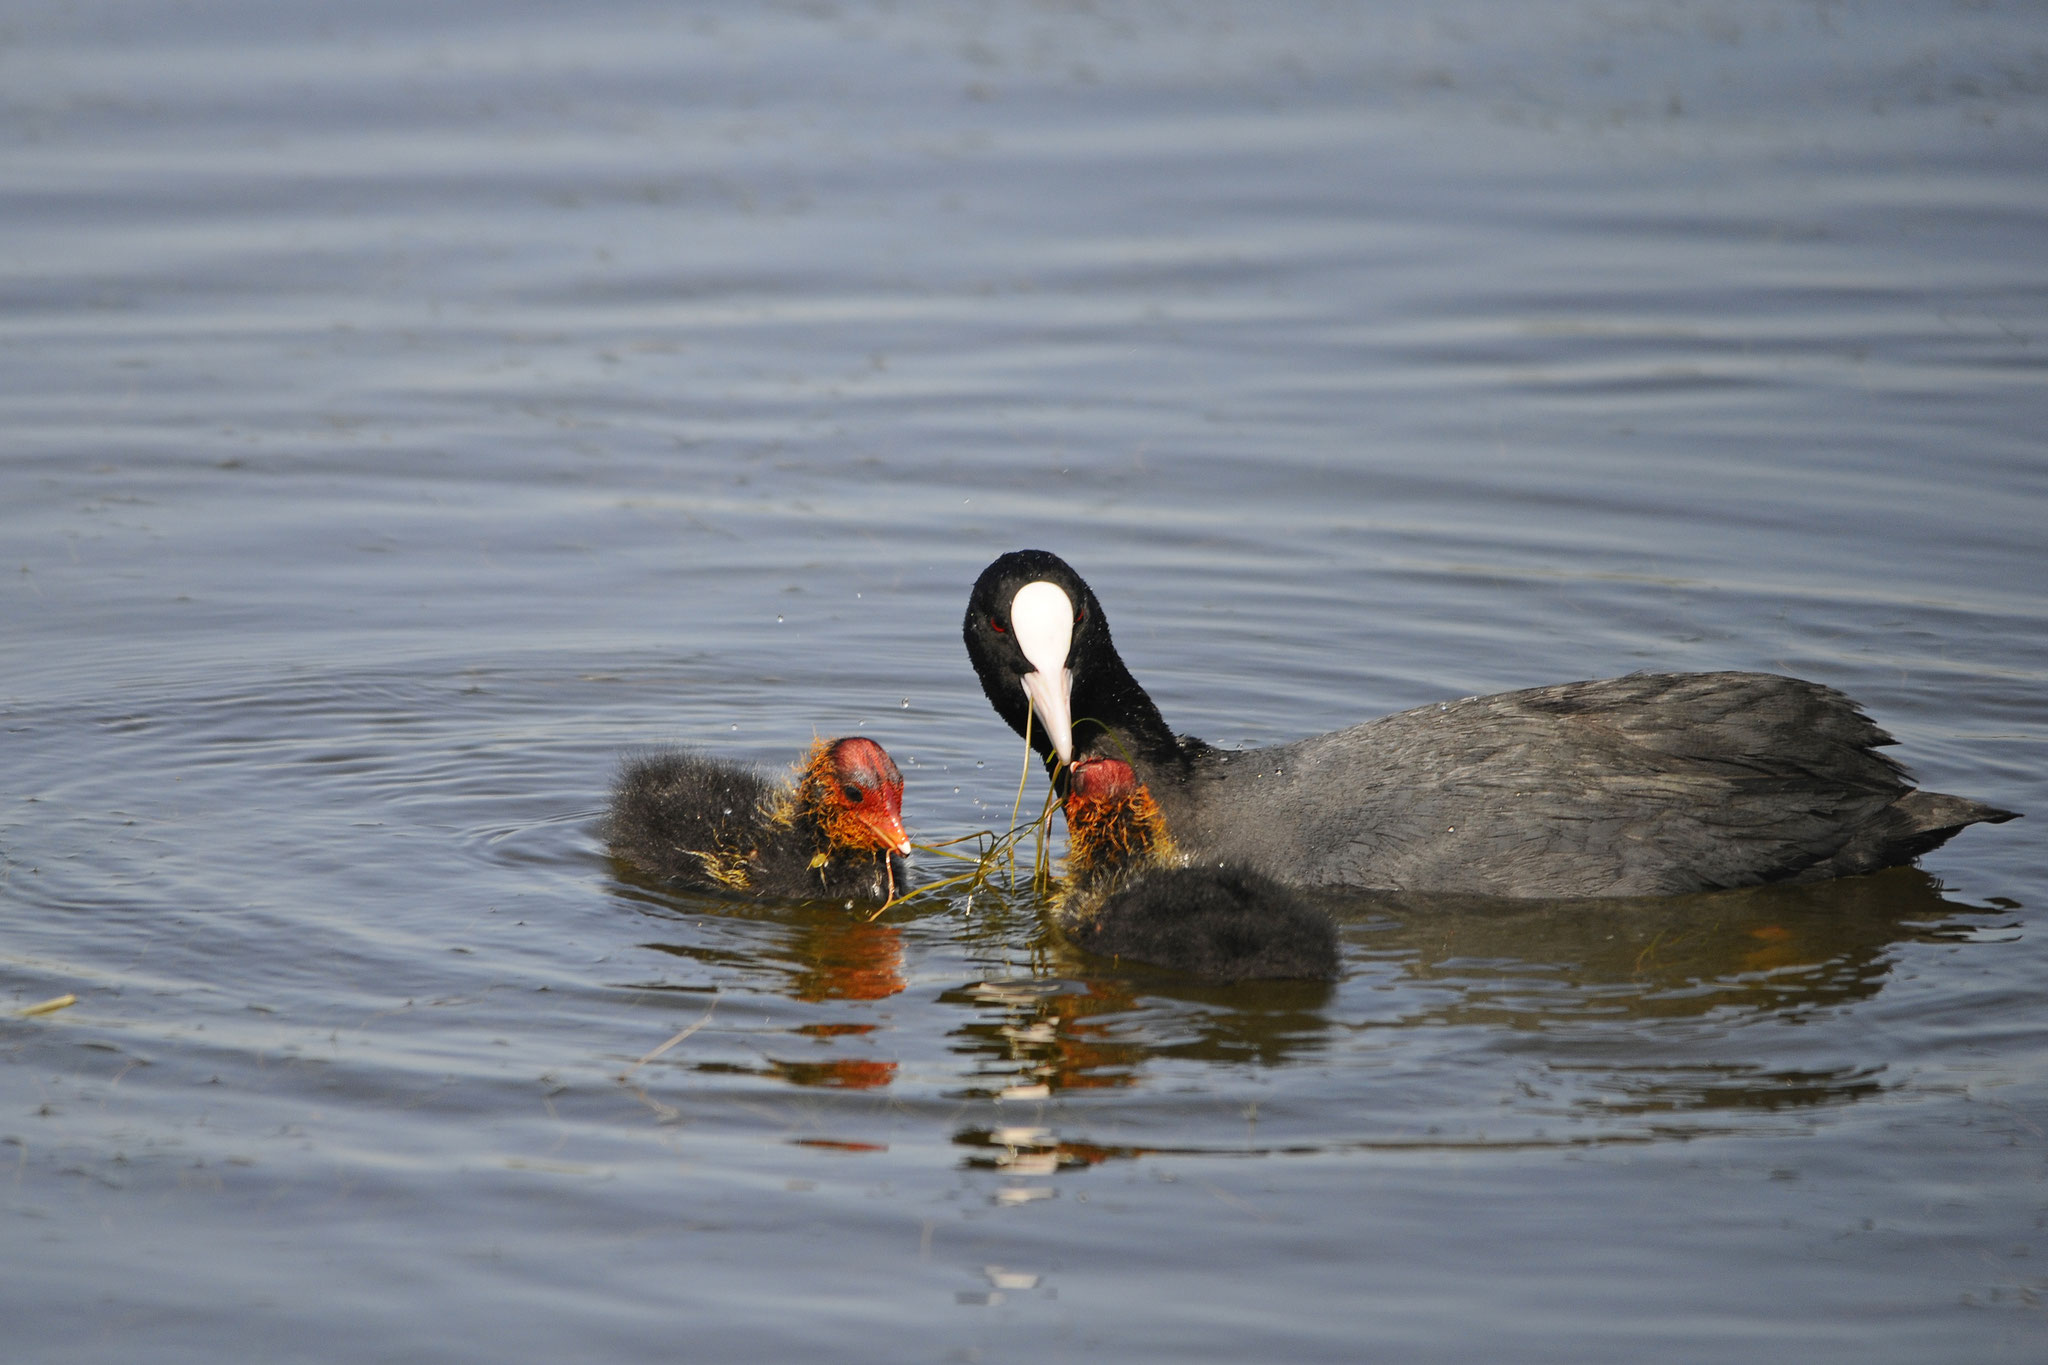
[963,550,1103,765]
[966,550,1178,772]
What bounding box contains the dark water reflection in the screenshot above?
[962,870,2001,1105]
[1351,866,2000,1027]
[609,853,2012,1136]
[943,968,1338,1091]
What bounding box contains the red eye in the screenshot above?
[990,618,1005,634]
[1075,608,1086,624]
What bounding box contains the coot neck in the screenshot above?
[1063,638,1186,776]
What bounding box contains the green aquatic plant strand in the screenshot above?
[862,709,1065,922]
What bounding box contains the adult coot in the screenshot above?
[1057,755,1339,981]
[965,549,2016,898]
[608,737,911,902]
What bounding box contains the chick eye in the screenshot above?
[989,617,1005,634]
[1075,607,1086,624]
[842,784,865,804]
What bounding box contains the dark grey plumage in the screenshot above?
[965,550,2017,899]
[606,739,909,902]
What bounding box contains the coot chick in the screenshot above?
[965,549,2016,899]
[1057,756,1340,981]
[608,737,911,902]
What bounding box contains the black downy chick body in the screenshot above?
[608,737,911,902]
[1058,756,1340,982]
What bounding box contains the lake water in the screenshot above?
[4,1,2045,1360]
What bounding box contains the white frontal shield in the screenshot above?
[1010,580,1076,762]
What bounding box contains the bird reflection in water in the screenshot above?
[766,917,906,1089]
[943,970,1337,1099]
[630,905,908,1004]
[767,1055,898,1090]
[1348,867,2015,1124]
[786,915,906,1003]
[1357,865,1997,1030]
[937,867,2014,1168]
[625,903,908,1091]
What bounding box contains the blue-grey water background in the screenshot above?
[4,1,2046,1360]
